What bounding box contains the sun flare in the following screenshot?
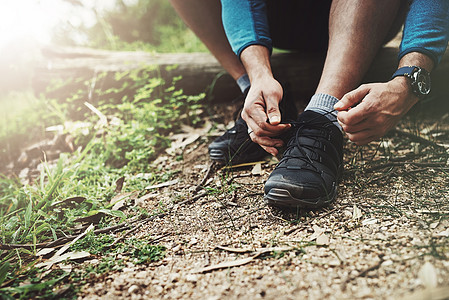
[0,0,75,49]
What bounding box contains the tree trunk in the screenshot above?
[34,45,449,105]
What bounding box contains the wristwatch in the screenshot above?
[391,66,431,98]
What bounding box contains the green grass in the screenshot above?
[0,66,205,298]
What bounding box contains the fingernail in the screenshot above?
[270,115,280,123]
[334,102,342,109]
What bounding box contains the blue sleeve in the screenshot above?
[399,0,449,66]
[220,0,272,57]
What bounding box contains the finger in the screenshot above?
[339,117,372,134]
[246,116,291,137]
[337,99,372,126]
[265,91,283,125]
[249,132,284,148]
[261,145,279,156]
[346,130,378,145]
[334,85,370,111]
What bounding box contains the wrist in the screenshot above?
[240,45,273,81]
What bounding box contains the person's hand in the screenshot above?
[334,77,418,145]
[242,75,291,156]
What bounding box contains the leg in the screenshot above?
[316,0,404,99]
[264,0,406,209]
[169,0,246,80]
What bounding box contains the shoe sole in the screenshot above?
[264,185,337,209]
[208,147,268,166]
[209,149,228,164]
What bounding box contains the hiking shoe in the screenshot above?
[209,116,268,165]
[264,111,343,208]
[209,93,298,166]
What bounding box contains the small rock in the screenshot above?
[128,285,139,294]
[186,274,198,283]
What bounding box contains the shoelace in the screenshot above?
[280,110,339,173]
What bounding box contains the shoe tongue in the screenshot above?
[296,110,327,123]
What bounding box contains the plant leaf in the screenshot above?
[0,262,10,286]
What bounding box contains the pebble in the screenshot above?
[128,285,139,294]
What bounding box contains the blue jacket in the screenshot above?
[221,0,449,66]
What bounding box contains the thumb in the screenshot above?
[265,96,282,125]
[334,85,370,111]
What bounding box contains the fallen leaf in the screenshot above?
[430,221,440,229]
[419,262,438,289]
[352,204,363,220]
[114,176,125,193]
[197,254,259,273]
[36,248,55,257]
[223,161,266,169]
[55,224,94,258]
[51,196,86,208]
[145,179,179,190]
[35,251,90,269]
[74,213,105,224]
[316,234,330,246]
[36,224,95,270]
[216,246,253,253]
[135,192,158,206]
[84,102,107,126]
[110,191,139,211]
[362,218,378,226]
[436,229,449,237]
[251,163,262,175]
[309,225,325,241]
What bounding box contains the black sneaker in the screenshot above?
[209,116,268,165]
[209,92,298,166]
[264,111,343,208]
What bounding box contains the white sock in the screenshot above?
[236,74,250,93]
[305,93,342,131]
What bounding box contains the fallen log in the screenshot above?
[34,43,449,105]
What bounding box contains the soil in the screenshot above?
[6,103,449,299]
[75,104,449,300]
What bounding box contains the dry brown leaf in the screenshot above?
[145,179,179,190]
[316,234,330,246]
[223,161,266,169]
[352,204,363,220]
[84,102,107,126]
[309,225,325,241]
[36,224,95,270]
[36,248,55,256]
[110,191,139,211]
[74,213,104,224]
[436,229,449,237]
[398,286,449,300]
[51,196,86,208]
[197,254,259,273]
[114,176,125,193]
[35,251,90,270]
[216,246,254,253]
[251,163,262,175]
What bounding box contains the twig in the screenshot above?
[176,191,208,206]
[0,216,143,250]
[391,128,445,149]
[105,223,143,248]
[341,256,384,290]
[194,163,214,192]
[349,161,447,174]
[284,206,341,235]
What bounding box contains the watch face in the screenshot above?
[413,68,431,96]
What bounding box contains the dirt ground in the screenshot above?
[73,103,449,300]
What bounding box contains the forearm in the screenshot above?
[398,52,434,72]
[240,45,273,81]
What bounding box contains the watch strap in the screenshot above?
[391,66,416,80]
